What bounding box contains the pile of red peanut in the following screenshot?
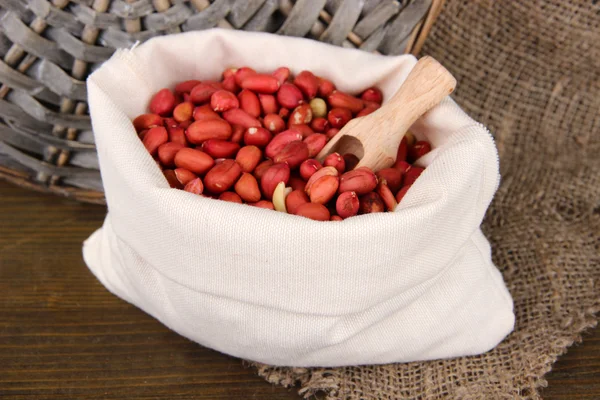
[133,67,432,221]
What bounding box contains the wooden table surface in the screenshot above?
[1,179,598,399]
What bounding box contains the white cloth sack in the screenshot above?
[83,29,514,367]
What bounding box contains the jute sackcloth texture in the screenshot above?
[251,1,600,398]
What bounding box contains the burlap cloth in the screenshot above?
[250,1,600,398]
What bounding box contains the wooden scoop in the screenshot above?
[316,56,456,171]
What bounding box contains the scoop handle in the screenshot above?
[355,56,457,170]
[383,56,456,133]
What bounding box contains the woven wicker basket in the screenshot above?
[0,0,444,204]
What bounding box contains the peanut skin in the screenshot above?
[260,163,290,199]
[133,113,162,132]
[273,140,309,169]
[234,172,261,203]
[174,148,214,175]
[305,166,339,196]
[336,191,359,218]
[235,145,262,173]
[295,203,330,221]
[359,192,385,214]
[203,159,242,193]
[339,167,378,195]
[285,189,309,215]
[309,175,339,204]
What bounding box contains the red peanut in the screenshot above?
[259,94,279,115]
[277,83,304,109]
[272,67,290,85]
[310,117,329,132]
[395,185,412,204]
[273,140,309,169]
[204,159,242,193]
[174,168,197,185]
[222,108,261,128]
[173,102,193,122]
[234,67,256,86]
[219,191,242,203]
[288,175,307,192]
[163,169,183,189]
[175,80,201,94]
[179,120,192,130]
[230,124,245,143]
[142,126,168,156]
[278,107,290,119]
[222,75,238,93]
[193,104,221,122]
[295,203,330,221]
[158,142,185,167]
[285,189,309,215]
[149,88,176,116]
[336,191,360,218]
[238,89,261,118]
[202,139,240,158]
[186,119,232,144]
[305,166,338,196]
[317,77,335,97]
[328,107,352,129]
[304,133,327,158]
[376,168,403,193]
[363,100,381,110]
[289,104,313,126]
[395,136,408,164]
[339,167,378,195]
[408,140,432,162]
[261,163,290,199]
[253,159,274,181]
[240,74,280,93]
[309,175,339,204]
[394,160,412,175]
[328,91,364,114]
[359,192,385,214]
[299,159,322,181]
[211,90,239,112]
[289,124,314,138]
[234,172,261,203]
[163,117,178,129]
[324,152,345,174]
[190,83,220,104]
[263,113,285,133]
[235,145,262,172]
[377,180,397,211]
[174,148,214,175]
[294,70,319,99]
[360,87,383,104]
[249,200,274,210]
[133,113,162,132]
[326,128,340,140]
[356,106,378,118]
[184,177,204,195]
[244,127,272,148]
[403,167,424,186]
[265,130,303,159]
[223,68,237,79]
